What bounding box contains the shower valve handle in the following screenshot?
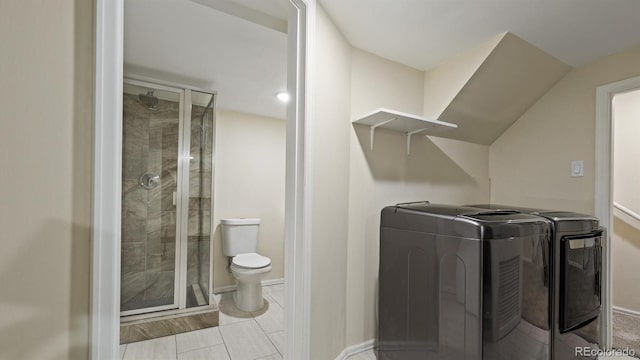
[139,173,160,190]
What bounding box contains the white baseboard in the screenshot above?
[334,339,376,360]
[213,278,284,294]
[613,305,640,318]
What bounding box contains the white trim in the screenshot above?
[613,201,640,222]
[213,278,285,294]
[91,0,123,359]
[334,339,376,360]
[284,1,314,359]
[595,75,640,351]
[92,0,312,358]
[613,306,640,319]
[178,88,192,310]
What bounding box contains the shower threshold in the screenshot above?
[120,298,219,344]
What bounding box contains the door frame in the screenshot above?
[91,0,315,358]
[594,74,640,349]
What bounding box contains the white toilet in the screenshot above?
[220,218,272,312]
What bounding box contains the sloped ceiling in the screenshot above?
[320,0,640,70]
[435,33,571,145]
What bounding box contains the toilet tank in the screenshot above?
[221,218,261,256]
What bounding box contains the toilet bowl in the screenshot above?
[230,252,272,312]
[220,218,272,312]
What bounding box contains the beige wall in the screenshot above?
[309,6,352,360]
[612,215,640,313]
[611,90,640,313]
[490,46,640,213]
[346,48,490,346]
[212,110,286,289]
[613,90,640,214]
[0,1,93,359]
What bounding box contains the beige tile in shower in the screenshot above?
[219,320,278,360]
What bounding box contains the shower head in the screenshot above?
[139,90,158,111]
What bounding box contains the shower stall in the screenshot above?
[120,78,215,317]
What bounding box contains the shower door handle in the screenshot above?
[173,191,177,206]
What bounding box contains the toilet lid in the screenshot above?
[233,253,271,269]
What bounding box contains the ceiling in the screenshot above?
[124,0,640,120]
[124,0,288,119]
[320,0,640,70]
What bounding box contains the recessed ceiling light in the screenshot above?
[276,91,290,103]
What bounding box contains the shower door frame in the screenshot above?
[120,77,215,317]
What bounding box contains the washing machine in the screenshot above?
[378,202,552,360]
[469,205,603,360]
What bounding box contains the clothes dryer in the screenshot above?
[469,205,603,360]
[379,203,552,360]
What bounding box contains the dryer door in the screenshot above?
[559,229,603,333]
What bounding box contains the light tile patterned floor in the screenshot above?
[123,284,638,360]
[120,284,285,360]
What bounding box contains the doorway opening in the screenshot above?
[610,89,640,355]
[595,75,640,356]
[92,0,314,359]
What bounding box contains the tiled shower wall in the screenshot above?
[121,94,180,311]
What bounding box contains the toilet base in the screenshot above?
[234,280,265,312]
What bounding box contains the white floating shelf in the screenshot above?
[352,108,458,154]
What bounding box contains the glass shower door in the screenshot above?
[185,91,215,308]
[121,80,184,315]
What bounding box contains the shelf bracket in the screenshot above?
[406,128,431,155]
[369,118,396,151]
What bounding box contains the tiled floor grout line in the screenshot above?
[257,293,284,359]
[263,329,283,359]
[221,334,233,360]
[174,333,178,359]
[249,316,280,358]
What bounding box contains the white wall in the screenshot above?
[213,110,286,289]
[612,90,640,313]
[309,6,353,360]
[346,48,490,346]
[0,0,93,359]
[490,46,640,213]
